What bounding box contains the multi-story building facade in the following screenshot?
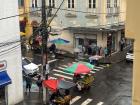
[29,0,126,53]
[18,0,31,37]
[126,0,140,105]
[0,0,23,104]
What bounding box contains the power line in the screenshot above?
[48,0,65,26]
[0,43,20,55]
[29,6,125,14]
[52,7,125,14]
[0,45,20,57]
[0,9,41,21]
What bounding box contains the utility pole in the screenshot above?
[41,0,49,104]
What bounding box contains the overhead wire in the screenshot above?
[52,7,125,14]
[48,0,65,26]
[0,8,41,21]
[0,43,21,56]
[29,6,125,14]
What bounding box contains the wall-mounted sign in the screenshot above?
[0,60,7,71]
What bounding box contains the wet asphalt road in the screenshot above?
[18,58,132,105]
[77,61,133,105]
[19,48,132,105]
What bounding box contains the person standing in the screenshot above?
[25,76,32,93]
[104,47,108,57]
[36,75,43,93]
[119,38,125,51]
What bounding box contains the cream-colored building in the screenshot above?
[27,0,126,53]
[126,0,140,105]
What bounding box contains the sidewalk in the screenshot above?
[17,92,43,105]
[101,45,132,64]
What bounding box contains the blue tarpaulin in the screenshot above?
[0,71,11,87]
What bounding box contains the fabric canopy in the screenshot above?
[0,71,11,87]
[65,62,94,74]
[49,38,70,44]
[43,78,75,92]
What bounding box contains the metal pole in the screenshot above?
[41,0,49,104]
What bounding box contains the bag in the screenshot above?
[36,80,42,87]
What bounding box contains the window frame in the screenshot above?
[18,0,24,8]
[49,0,55,7]
[107,0,111,8]
[68,0,74,8]
[89,0,96,9]
[114,0,117,7]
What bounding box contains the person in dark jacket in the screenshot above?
[36,75,43,92]
[25,76,32,93]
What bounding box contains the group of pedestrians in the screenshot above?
[83,45,111,58]
[25,74,43,93]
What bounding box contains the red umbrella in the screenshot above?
[43,79,58,92]
[43,78,76,92]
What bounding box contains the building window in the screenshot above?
[32,0,34,8]
[49,0,55,7]
[35,0,38,8]
[89,0,96,8]
[114,0,117,7]
[107,0,111,8]
[78,38,84,45]
[32,0,38,8]
[18,0,24,7]
[68,0,74,8]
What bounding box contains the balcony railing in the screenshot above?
[85,8,98,18]
[30,7,41,17]
[113,7,120,16]
[106,7,113,17]
[65,8,77,18]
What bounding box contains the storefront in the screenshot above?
[0,61,12,105]
[75,34,97,51]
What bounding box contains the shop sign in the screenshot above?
[0,60,7,71]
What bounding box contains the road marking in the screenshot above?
[48,59,58,63]
[62,65,69,67]
[93,68,100,71]
[72,61,77,63]
[70,96,81,105]
[95,66,104,69]
[97,102,104,105]
[90,71,96,73]
[99,65,107,68]
[53,69,74,76]
[58,66,66,70]
[53,73,73,80]
[81,98,93,105]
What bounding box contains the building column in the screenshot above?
[116,31,121,51]
[133,40,140,105]
[99,0,106,27]
[24,0,32,37]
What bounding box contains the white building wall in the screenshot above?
[0,0,23,105]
